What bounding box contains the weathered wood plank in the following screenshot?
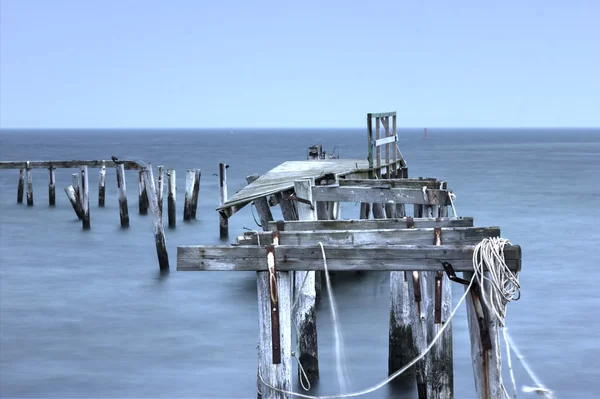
[157,165,164,219]
[247,174,273,230]
[116,163,129,228]
[80,165,90,229]
[219,163,228,238]
[177,244,521,272]
[167,169,176,228]
[26,162,33,206]
[183,169,195,221]
[138,171,149,215]
[17,169,24,204]
[312,186,448,205]
[48,167,56,206]
[142,165,169,271]
[64,185,84,219]
[368,111,396,118]
[374,135,397,147]
[238,227,499,247]
[98,162,106,207]
[267,217,474,232]
[338,178,441,189]
[0,160,144,170]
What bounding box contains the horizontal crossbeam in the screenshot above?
[0,160,144,170]
[236,226,499,246]
[266,217,474,232]
[368,112,396,118]
[312,186,448,205]
[373,135,398,147]
[177,244,521,272]
[338,178,444,190]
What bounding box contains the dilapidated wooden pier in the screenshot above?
[176,112,523,399]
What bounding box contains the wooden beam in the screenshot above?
[267,217,474,232]
[368,112,397,118]
[177,244,521,272]
[373,135,397,147]
[338,178,442,190]
[312,186,448,205]
[0,160,144,170]
[237,226,499,247]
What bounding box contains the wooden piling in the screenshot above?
[98,162,106,207]
[293,179,319,384]
[80,166,90,229]
[246,174,273,230]
[359,202,370,219]
[372,203,386,219]
[183,169,195,221]
[157,165,164,218]
[142,164,169,271]
[72,173,80,196]
[17,169,25,204]
[48,167,56,206]
[26,162,33,206]
[116,163,129,228]
[219,163,228,238]
[191,169,201,219]
[64,185,84,219]
[167,169,176,228]
[138,171,149,215]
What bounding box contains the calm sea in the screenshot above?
[0,128,598,398]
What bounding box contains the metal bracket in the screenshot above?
[282,192,314,210]
[265,245,281,364]
[440,261,471,285]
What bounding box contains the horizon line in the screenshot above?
[1,126,599,130]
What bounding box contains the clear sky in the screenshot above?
[1,0,598,128]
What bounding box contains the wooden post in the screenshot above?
[116,163,129,228]
[183,169,195,221]
[246,174,273,230]
[316,180,330,220]
[80,165,90,229]
[64,185,84,219]
[359,202,370,219]
[293,179,319,384]
[17,169,25,204]
[167,169,176,228]
[98,162,106,207]
[48,167,56,206]
[26,162,33,206]
[138,171,149,215]
[464,270,502,399]
[157,165,164,219]
[372,203,386,219]
[191,169,201,219]
[142,164,169,272]
[219,163,228,238]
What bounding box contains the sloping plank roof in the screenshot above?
[217,159,370,215]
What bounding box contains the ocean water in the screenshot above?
[0,128,598,398]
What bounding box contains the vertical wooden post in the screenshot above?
[367,113,374,169]
[138,171,149,215]
[17,168,25,204]
[293,178,319,384]
[219,163,228,238]
[167,169,176,228]
[64,185,84,219]
[156,165,164,219]
[375,117,381,173]
[247,174,273,229]
[80,165,90,230]
[316,180,330,220]
[183,169,195,221]
[191,169,201,219]
[98,162,106,207]
[26,162,33,206]
[372,203,386,219]
[142,164,169,272]
[48,167,56,206]
[72,173,80,196]
[359,202,370,219]
[116,163,129,228]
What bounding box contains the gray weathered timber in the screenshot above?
[372,203,386,219]
[177,244,522,272]
[116,163,129,228]
[142,165,169,271]
[64,185,84,219]
[257,269,292,399]
[237,227,500,247]
[0,160,144,170]
[48,167,56,206]
[277,190,298,221]
[219,163,228,238]
[246,174,273,230]
[191,169,201,219]
[359,202,370,219]
[26,162,33,206]
[17,169,24,203]
[407,269,432,398]
[464,271,503,399]
[266,217,475,232]
[388,270,415,381]
[183,169,195,221]
[80,166,90,229]
[293,179,319,384]
[98,162,106,207]
[138,171,149,215]
[167,169,176,228]
[312,186,448,205]
[338,178,442,189]
[157,165,164,219]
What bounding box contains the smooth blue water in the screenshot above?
[0,128,598,398]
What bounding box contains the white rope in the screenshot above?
[258,242,477,399]
[448,191,457,217]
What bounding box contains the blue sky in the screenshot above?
[1,0,598,128]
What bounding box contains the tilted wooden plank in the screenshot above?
[0,160,143,170]
[374,135,398,147]
[312,186,448,205]
[267,217,474,231]
[177,244,521,272]
[237,226,499,246]
[338,178,444,189]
